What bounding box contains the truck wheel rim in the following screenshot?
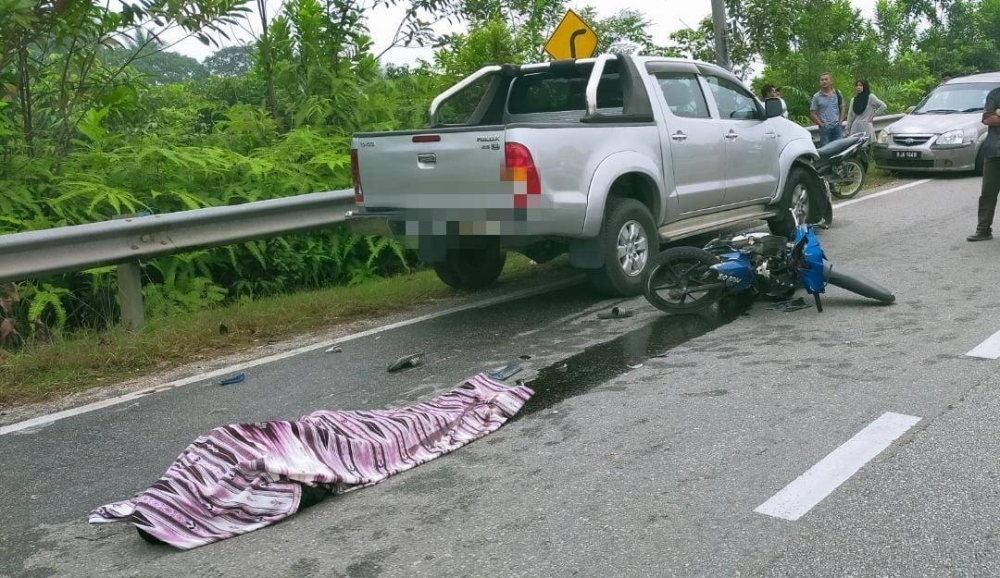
[617,220,649,277]
[792,184,809,225]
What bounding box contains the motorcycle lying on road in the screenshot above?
[815,132,870,200]
[642,222,895,314]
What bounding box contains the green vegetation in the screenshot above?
[1,0,998,383]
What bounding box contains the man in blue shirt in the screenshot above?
[810,73,846,146]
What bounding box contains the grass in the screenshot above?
[862,166,898,191]
[0,254,572,408]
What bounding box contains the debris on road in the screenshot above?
[597,306,634,320]
[325,345,342,354]
[88,374,534,550]
[218,373,245,386]
[387,353,424,372]
[488,361,523,381]
[769,297,811,313]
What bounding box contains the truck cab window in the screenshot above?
[705,76,763,120]
[436,75,496,125]
[654,73,710,119]
[507,63,624,115]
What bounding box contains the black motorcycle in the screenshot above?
[815,132,869,200]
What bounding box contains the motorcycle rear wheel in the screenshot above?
[829,159,865,199]
[643,247,726,314]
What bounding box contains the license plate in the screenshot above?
[893,151,921,160]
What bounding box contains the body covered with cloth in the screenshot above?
[90,374,532,549]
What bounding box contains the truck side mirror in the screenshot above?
[764,97,785,119]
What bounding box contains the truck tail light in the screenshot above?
[350,148,364,203]
[504,142,540,209]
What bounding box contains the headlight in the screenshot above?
[877,131,890,144]
[933,129,966,147]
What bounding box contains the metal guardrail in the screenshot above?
[0,189,357,329]
[805,114,905,142]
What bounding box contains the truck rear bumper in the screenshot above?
[347,205,586,238]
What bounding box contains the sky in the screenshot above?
[161,0,881,67]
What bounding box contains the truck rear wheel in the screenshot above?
[433,245,507,291]
[587,197,658,296]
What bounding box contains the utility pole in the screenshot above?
[711,0,732,71]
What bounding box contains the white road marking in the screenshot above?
[833,179,932,209]
[966,329,1000,359]
[754,412,921,521]
[0,275,585,437]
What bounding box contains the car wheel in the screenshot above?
[768,166,826,238]
[433,243,507,290]
[587,197,658,296]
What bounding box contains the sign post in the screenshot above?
[543,10,599,60]
[711,0,732,70]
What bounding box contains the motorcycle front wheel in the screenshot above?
[643,247,726,314]
[829,159,865,199]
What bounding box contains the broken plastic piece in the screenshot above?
[325,346,342,354]
[769,297,810,313]
[387,353,423,372]
[597,306,634,320]
[218,373,245,386]
[488,361,523,381]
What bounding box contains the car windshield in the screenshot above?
[912,82,998,114]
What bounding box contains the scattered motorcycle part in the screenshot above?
[387,353,424,372]
[769,297,810,312]
[488,361,523,381]
[597,306,634,319]
[218,373,246,386]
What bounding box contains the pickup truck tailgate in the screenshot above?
[353,128,513,210]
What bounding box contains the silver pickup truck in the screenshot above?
[348,54,826,296]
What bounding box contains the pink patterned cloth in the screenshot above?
[89,374,533,549]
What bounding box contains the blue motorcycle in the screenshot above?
[642,225,895,314]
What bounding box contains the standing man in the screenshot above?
[966,86,1000,241]
[810,72,846,146]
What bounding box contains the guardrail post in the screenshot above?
[117,262,144,331]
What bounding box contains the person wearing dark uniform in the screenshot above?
[968,87,1000,242]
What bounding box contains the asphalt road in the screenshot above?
[4,174,1000,578]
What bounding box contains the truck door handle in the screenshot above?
[725,131,739,140]
[670,131,688,141]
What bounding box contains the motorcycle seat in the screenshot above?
[815,134,864,160]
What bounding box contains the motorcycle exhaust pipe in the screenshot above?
[823,264,895,304]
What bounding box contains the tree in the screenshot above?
[666,17,753,78]
[102,48,209,84]
[0,0,247,158]
[204,45,253,77]
[577,7,676,56]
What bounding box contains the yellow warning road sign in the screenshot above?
[543,10,599,60]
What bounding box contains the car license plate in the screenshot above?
[893,151,921,160]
